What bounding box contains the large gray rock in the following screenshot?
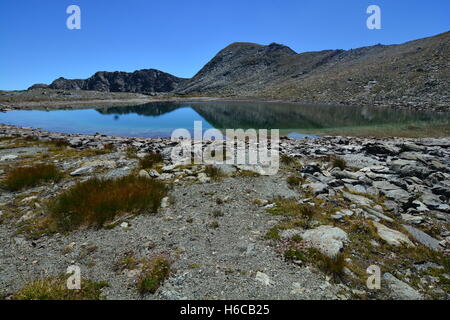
[304,182,328,195]
[403,225,442,251]
[383,189,412,204]
[302,225,348,258]
[383,273,423,300]
[342,192,373,206]
[373,222,414,247]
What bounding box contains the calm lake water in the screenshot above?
[1,102,449,138]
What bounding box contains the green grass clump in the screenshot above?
[284,248,306,261]
[12,276,108,300]
[4,164,63,191]
[115,252,139,272]
[309,249,346,281]
[268,199,316,218]
[139,152,163,169]
[137,256,171,294]
[284,247,346,281]
[49,175,167,231]
[264,227,281,241]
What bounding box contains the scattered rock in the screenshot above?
[402,225,442,251]
[373,222,414,247]
[382,273,423,300]
[302,225,348,258]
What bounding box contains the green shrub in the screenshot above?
[137,256,171,294]
[284,248,306,261]
[4,164,63,191]
[49,175,167,231]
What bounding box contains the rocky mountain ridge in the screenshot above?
[29,69,186,95]
[28,31,450,108]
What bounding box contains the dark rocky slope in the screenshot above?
[29,69,187,94]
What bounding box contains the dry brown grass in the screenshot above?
[3,164,63,191]
[48,175,167,231]
[139,152,163,169]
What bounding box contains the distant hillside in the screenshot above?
[175,31,450,109]
[29,31,450,108]
[29,69,187,94]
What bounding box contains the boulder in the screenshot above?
[302,225,348,258]
[342,192,373,206]
[382,273,423,300]
[402,225,442,251]
[373,222,414,247]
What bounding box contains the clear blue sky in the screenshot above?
[1,0,449,90]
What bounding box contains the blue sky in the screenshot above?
[0,0,449,90]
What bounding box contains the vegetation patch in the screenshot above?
[114,252,139,273]
[204,165,225,181]
[233,170,260,178]
[137,256,171,294]
[286,175,304,187]
[264,227,281,241]
[284,247,346,281]
[12,276,108,300]
[330,156,347,170]
[280,154,296,166]
[139,152,163,169]
[3,163,63,191]
[48,175,168,231]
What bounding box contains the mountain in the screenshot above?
[29,31,450,108]
[29,69,187,94]
[175,31,449,108]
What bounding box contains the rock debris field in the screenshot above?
[0,124,449,300]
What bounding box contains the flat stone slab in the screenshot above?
[383,273,423,300]
[373,222,414,247]
[403,225,442,251]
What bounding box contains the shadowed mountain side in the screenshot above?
[30,69,187,94]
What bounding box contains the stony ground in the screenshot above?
[0,124,449,300]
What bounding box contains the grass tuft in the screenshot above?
[137,256,171,294]
[48,175,167,231]
[12,276,108,300]
[280,154,296,166]
[286,175,303,187]
[331,156,347,170]
[3,164,63,191]
[204,165,224,181]
[139,153,163,169]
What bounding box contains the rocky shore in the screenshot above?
[0,124,449,300]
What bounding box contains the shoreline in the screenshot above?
[1,123,449,146]
[1,94,449,113]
